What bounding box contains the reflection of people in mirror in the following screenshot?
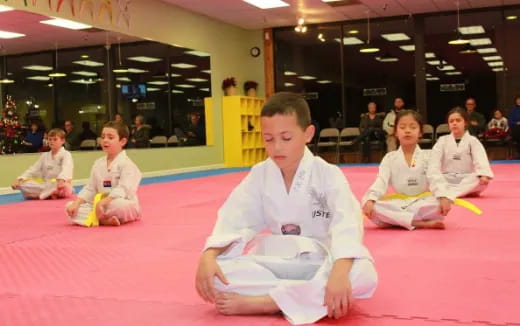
[130,115,150,148]
[185,112,206,146]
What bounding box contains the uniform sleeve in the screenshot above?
[109,162,142,199]
[471,138,494,178]
[204,165,267,258]
[19,155,44,179]
[427,137,454,200]
[78,163,98,203]
[382,112,394,135]
[57,151,74,181]
[361,153,392,204]
[326,167,371,261]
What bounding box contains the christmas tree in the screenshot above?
[0,95,24,154]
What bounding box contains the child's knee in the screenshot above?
[350,259,378,298]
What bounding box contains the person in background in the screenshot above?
[483,109,509,141]
[79,121,97,142]
[22,121,44,153]
[354,102,385,162]
[115,113,124,123]
[64,120,80,151]
[383,97,405,152]
[465,97,486,137]
[130,114,150,148]
[186,112,206,146]
[508,95,520,159]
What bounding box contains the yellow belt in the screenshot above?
[23,178,57,183]
[380,192,482,215]
[83,193,108,227]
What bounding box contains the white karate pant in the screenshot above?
[19,180,73,200]
[370,196,442,230]
[66,198,141,226]
[214,236,377,325]
[443,172,487,198]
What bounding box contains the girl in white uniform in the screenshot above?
[66,121,142,227]
[362,110,453,230]
[196,93,377,325]
[430,107,493,198]
[12,128,74,200]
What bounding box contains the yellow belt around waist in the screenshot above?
[379,192,482,215]
[83,193,108,227]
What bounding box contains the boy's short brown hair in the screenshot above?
[261,92,311,129]
[47,128,66,139]
[103,121,129,140]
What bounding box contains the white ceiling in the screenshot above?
[160,0,520,29]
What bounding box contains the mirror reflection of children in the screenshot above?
[430,107,493,198]
[66,121,142,227]
[195,92,377,325]
[362,110,452,230]
[12,128,74,200]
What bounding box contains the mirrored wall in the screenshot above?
[0,8,211,154]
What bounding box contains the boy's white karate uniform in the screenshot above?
[18,147,74,199]
[68,151,142,225]
[205,148,377,325]
[430,131,493,198]
[362,146,451,230]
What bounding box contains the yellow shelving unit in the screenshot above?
[222,96,266,167]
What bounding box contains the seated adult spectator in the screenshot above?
[64,120,80,150]
[22,121,44,153]
[185,112,206,146]
[383,97,405,152]
[114,113,124,123]
[465,97,486,137]
[79,121,97,142]
[353,102,386,161]
[130,114,150,148]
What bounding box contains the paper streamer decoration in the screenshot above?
[79,0,94,20]
[97,0,113,24]
[116,0,130,28]
[56,0,75,16]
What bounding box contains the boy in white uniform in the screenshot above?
[195,92,377,325]
[12,128,74,200]
[430,107,493,198]
[66,121,142,226]
[362,110,452,230]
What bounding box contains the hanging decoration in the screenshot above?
[56,0,76,16]
[79,0,95,20]
[97,0,113,24]
[116,0,130,29]
[0,95,25,154]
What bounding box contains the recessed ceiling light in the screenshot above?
[476,47,497,54]
[426,73,432,77]
[175,84,196,88]
[437,65,455,71]
[284,71,297,76]
[26,76,51,81]
[116,77,131,82]
[376,56,399,62]
[127,56,162,63]
[242,0,289,9]
[381,33,411,41]
[127,68,148,74]
[80,54,89,59]
[469,38,492,46]
[40,18,91,30]
[492,67,504,72]
[445,71,462,75]
[399,45,415,51]
[23,65,53,71]
[317,80,332,84]
[72,71,98,77]
[0,5,14,12]
[172,90,184,93]
[73,60,104,67]
[185,50,210,57]
[0,30,25,39]
[298,75,316,80]
[458,25,485,35]
[201,70,211,74]
[427,77,440,81]
[506,15,518,20]
[425,52,436,58]
[334,37,363,45]
[186,78,209,82]
[199,88,210,92]
[171,63,197,69]
[488,61,503,67]
[427,60,447,65]
[348,30,359,34]
[70,79,97,84]
[284,82,295,87]
[147,81,169,85]
[482,55,502,61]
[147,87,161,92]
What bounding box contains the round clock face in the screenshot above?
[250,47,261,57]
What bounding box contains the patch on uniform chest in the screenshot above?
[103,179,112,188]
[407,177,419,187]
[281,224,301,235]
[309,188,332,219]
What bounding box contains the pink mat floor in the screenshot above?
[0,164,519,326]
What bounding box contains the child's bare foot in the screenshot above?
[412,219,445,229]
[100,216,121,226]
[368,217,394,228]
[215,292,280,315]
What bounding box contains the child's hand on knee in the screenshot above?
[67,202,79,217]
[479,176,489,185]
[196,249,229,303]
[11,178,22,190]
[439,197,452,216]
[362,200,375,218]
[57,179,66,189]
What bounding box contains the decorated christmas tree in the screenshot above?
[0,95,24,154]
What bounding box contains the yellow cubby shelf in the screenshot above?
[223,96,266,167]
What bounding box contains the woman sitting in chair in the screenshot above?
[353,102,386,162]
